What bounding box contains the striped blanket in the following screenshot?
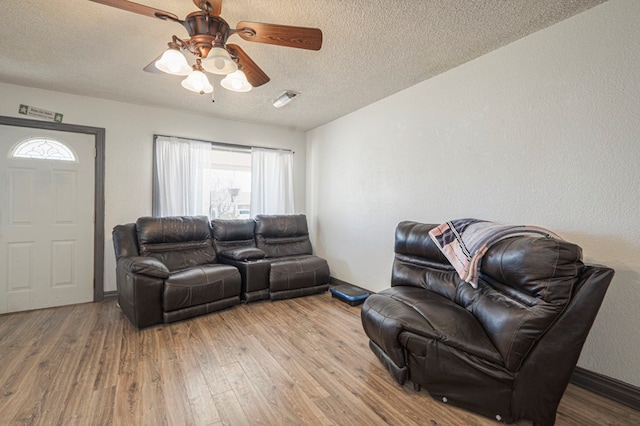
[428,218,562,288]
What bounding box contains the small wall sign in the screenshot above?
[18,104,64,123]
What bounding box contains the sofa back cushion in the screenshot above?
[136,216,216,272]
[392,221,459,301]
[255,214,313,258]
[211,219,257,253]
[393,221,584,371]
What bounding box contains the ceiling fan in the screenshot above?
[90,0,322,95]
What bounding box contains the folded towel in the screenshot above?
[428,219,562,288]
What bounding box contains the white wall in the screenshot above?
[0,82,307,293]
[307,0,640,387]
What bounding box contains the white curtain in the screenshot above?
[153,136,211,217]
[250,148,295,216]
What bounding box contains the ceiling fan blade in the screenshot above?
[226,44,270,87]
[235,22,322,51]
[193,0,222,16]
[89,0,179,21]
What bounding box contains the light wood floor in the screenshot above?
[0,292,638,426]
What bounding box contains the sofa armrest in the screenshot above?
[118,256,170,278]
[115,260,164,328]
[361,293,416,371]
[219,247,266,261]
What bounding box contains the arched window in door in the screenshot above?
[10,137,77,162]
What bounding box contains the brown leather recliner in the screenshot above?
[361,221,614,425]
[255,214,331,300]
[112,216,241,328]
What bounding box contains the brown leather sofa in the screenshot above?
[112,216,242,328]
[212,214,331,302]
[361,221,614,425]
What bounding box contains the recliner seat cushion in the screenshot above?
[269,255,330,293]
[378,287,503,364]
[163,264,240,312]
[136,216,216,272]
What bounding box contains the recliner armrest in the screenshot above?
[219,247,266,261]
[118,256,170,278]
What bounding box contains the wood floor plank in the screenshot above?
[233,333,332,425]
[245,327,330,401]
[154,324,198,426]
[3,306,86,425]
[310,366,396,425]
[170,321,223,425]
[220,361,281,424]
[0,293,638,425]
[211,389,250,425]
[197,312,243,368]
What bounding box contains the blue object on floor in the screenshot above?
[330,284,370,306]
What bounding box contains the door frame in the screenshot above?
[0,115,105,301]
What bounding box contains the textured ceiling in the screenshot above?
[0,0,607,131]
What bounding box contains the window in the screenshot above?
[205,148,252,219]
[153,135,294,218]
[10,137,76,161]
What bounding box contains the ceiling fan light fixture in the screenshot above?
[92,1,323,102]
[272,91,299,108]
[202,46,237,75]
[221,69,252,92]
[155,45,191,76]
[181,69,214,95]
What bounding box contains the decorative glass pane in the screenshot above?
[11,137,76,162]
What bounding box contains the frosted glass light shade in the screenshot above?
[181,70,214,94]
[202,47,237,75]
[221,69,252,92]
[155,48,191,75]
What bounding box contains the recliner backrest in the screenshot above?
[392,221,459,301]
[457,235,583,371]
[211,218,257,253]
[254,214,313,258]
[392,220,584,371]
[136,215,216,272]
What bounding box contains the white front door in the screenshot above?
[0,125,95,314]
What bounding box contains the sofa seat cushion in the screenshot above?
[376,287,503,365]
[268,255,330,293]
[163,264,240,312]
